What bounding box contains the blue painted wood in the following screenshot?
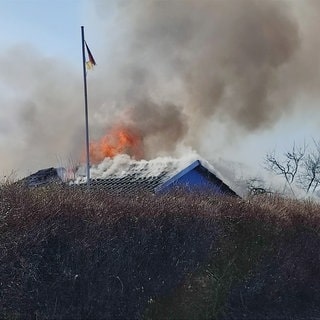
[154,160,200,193]
[172,168,223,193]
[155,161,229,194]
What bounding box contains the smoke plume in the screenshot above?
[92,0,320,156]
[1,0,320,176]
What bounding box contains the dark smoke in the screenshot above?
[116,99,188,156]
[94,0,314,157]
[101,0,300,132]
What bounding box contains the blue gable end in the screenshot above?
[155,160,236,195]
[167,167,223,193]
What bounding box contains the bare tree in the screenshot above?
[299,140,320,193]
[246,177,272,196]
[265,142,306,186]
[264,140,320,195]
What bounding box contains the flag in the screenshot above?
[85,41,96,70]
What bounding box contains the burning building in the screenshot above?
[74,154,238,196]
[21,121,238,195]
[21,154,237,196]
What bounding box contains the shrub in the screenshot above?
[1,184,320,319]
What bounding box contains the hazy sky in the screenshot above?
[1,0,320,178]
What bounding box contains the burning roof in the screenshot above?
[88,125,143,163]
[20,154,238,196]
[74,154,238,195]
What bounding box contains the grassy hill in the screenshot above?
[1,183,320,319]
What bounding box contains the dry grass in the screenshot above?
[1,183,320,319]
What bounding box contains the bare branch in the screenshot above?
[299,140,320,193]
[246,177,271,196]
[265,143,306,185]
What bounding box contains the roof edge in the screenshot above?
[154,160,201,193]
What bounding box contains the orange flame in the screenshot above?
[88,125,143,163]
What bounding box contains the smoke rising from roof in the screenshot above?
[1,0,320,176]
[93,0,320,157]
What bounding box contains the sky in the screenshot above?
[0,1,85,61]
[1,0,320,180]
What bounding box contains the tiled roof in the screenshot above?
[19,167,66,187]
[21,155,237,195]
[90,175,166,193]
[75,155,192,193]
[74,154,237,195]
[21,167,65,187]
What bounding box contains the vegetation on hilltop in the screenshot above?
[1,183,320,319]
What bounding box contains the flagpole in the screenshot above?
[81,26,90,188]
